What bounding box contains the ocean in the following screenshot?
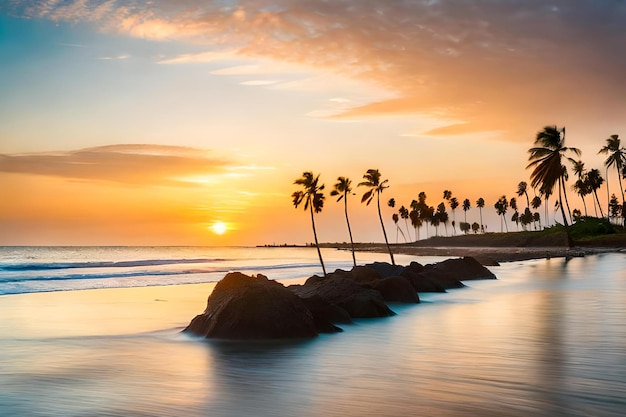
[0,246,625,416]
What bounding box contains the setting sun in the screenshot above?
[210,222,228,235]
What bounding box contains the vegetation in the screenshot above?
[291,126,624,254]
[330,176,357,267]
[292,172,327,276]
[359,169,395,265]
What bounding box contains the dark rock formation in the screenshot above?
[184,272,318,339]
[291,275,395,318]
[299,295,351,332]
[372,276,420,303]
[430,257,497,281]
[363,261,405,279]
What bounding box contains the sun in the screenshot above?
[210,221,228,235]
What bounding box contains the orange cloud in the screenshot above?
[12,0,626,141]
[0,144,231,185]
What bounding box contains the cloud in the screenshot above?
[0,144,232,185]
[11,1,626,139]
[240,79,280,86]
[98,54,130,60]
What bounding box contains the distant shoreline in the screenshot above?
[261,231,626,265]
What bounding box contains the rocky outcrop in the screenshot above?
[432,256,497,280]
[291,275,395,318]
[372,276,420,303]
[184,272,318,339]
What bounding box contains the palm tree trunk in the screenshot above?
[561,177,573,224]
[558,178,569,227]
[581,195,588,217]
[606,166,611,221]
[344,197,356,267]
[479,208,483,233]
[376,193,395,265]
[616,169,625,227]
[404,219,412,242]
[309,204,327,276]
[593,190,605,218]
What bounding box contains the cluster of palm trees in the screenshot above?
[292,126,625,275]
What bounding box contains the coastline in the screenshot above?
[353,244,622,265]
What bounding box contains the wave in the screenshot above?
[0,258,227,272]
[0,262,325,285]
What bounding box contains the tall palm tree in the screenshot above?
[494,195,509,232]
[443,190,452,201]
[476,197,485,232]
[585,168,604,218]
[449,197,459,235]
[330,176,356,267]
[292,171,327,276]
[531,195,542,229]
[399,205,411,241]
[527,126,581,227]
[359,169,395,265]
[517,181,530,209]
[598,134,625,222]
[510,197,519,230]
[572,178,589,217]
[409,207,423,241]
[462,198,471,223]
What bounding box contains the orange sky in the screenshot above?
[1,1,625,245]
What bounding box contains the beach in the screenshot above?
[1,247,625,416]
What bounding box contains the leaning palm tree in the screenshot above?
[586,168,605,218]
[531,195,542,229]
[330,176,356,267]
[399,205,411,241]
[292,171,327,276]
[359,169,395,265]
[527,126,581,227]
[572,178,589,217]
[598,134,625,222]
[476,197,485,232]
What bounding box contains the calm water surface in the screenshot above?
[0,250,624,416]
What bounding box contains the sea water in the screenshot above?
[0,247,625,416]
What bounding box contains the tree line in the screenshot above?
[293,126,625,274]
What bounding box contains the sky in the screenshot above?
[1,0,625,246]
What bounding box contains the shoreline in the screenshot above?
[352,244,623,265]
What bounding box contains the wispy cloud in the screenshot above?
[97,54,130,60]
[0,144,231,185]
[11,0,626,139]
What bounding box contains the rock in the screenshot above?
[416,267,465,290]
[363,261,405,278]
[346,266,382,283]
[299,295,350,333]
[433,257,497,281]
[184,272,318,339]
[292,275,395,318]
[400,267,447,293]
[372,276,420,303]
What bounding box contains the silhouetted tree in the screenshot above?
[586,168,605,218]
[399,205,411,241]
[449,197,459,235]
[517,181,530,209]
[292,171,327,276]
[471,222,480,233]
[494,195,509,232]
[599,134,625,223]
[527,126,580,227]
[476,197,485,232]
[330,176,356,267]
[359,169,395,265]
[462,198,471,224]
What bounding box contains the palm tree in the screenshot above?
[436,202,449,236]
[510,197,519,230]
[476,197,485,232]
[527,126,581,227]
[449,197,459,235]
[409,207,423,241]
[359,169,395,265]
[462,198,471,224]
[494,195,509,232]
[292,171,327,276]
[598,134,625,222]
[330,176,356,267]
[399,205,411,241]
[531,195,542,229]
[572,178,589,217]
[443,190,452,201]
[517,181,530,209]
[585,168,604,217]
